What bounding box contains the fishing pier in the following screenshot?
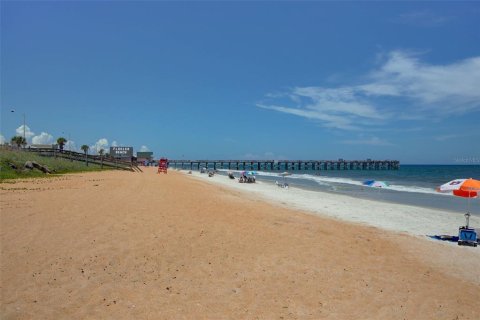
[168,159,400,171]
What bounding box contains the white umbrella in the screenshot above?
[279,172,291,185]
[363,180,389,188]
[436,178,480,228]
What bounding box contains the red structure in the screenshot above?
[157,158,168,174]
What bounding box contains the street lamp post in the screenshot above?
[23,113,26,145]
[62,131,73,161]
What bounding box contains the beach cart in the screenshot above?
[157,158,168,174]
[458,213,478,247]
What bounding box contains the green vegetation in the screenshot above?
[57,137,67,150]
[0,149,108,181]
[10,136,26,148]
[81,145,89,166]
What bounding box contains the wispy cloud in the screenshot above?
[434,133,471,142]
[395,11,453,27]
[341,136,393,146]
[0,134,5,144]
[365,51,480,114]
[258,51,480,131]
[240,152,287,160]
[139,145,150,152]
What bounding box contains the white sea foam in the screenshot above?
[218,169,444,196]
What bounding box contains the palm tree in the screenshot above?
[10,136,26,148]
[57,137,67,151]
[81,145,89,166]
[99,148,104,169]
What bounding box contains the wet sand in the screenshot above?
[1,168,479,319]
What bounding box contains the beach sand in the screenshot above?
[1,168,479,319]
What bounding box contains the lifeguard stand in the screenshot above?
[157,158,168,174]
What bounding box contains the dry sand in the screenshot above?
[1,168,479,319]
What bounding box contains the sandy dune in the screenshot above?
[1,168,479,319]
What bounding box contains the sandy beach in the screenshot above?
[188,170,480,238]
[1,168,479,319]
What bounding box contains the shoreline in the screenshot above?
[182,170,480,246]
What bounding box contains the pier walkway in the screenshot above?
[168,159,400,171]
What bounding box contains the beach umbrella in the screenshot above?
[437,178,480,219]
[363,180,389,188]
[279,171,291,184]
[437,178,480,193]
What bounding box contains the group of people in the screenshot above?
[239,174,255,183]
[275,181,289,189]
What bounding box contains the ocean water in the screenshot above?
[215,165,480,216]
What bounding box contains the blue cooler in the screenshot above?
[458,227,477,247]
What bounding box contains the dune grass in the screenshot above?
[0,149,108,181]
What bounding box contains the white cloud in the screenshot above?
[139,145,150,152]
[111,141,118,147]
[258,101,377,130]
[32,132,54,145]
[0,134,5,144]
[366,51,480,114]
[434,134,470,142]
[15,125,35,141]
[90,138,109,155]
[341,136,393,146]
[258,51,480,130]
[240,152,287,160]
[65,140,77,152]
[395,11,452,27]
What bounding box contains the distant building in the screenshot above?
[136,151,154,165]
[30,144,59,149]
[137,151,153,160]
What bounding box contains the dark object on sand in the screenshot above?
[228,172,235,179]
[429,213,478,247]
[429,235,459,242]
[208,171,214,177]
[24,161,52,174]
[458,227,478,247]
[458,213,478,247]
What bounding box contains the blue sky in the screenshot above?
[1,1,479,164]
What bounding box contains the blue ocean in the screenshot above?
[218,165,480,216]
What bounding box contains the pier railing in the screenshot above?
[167,159,400,171]
[19,147,142,172]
